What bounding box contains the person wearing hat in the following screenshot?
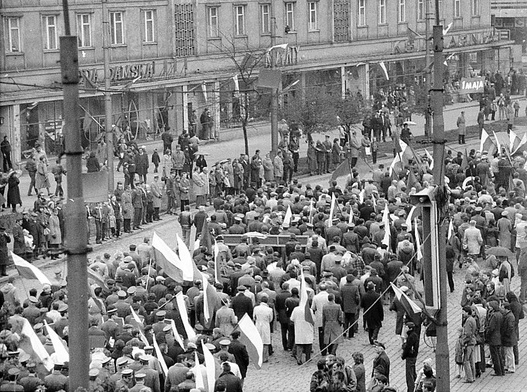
[214,339,235,363]
[44,363,68,391]
[18,361,43,391]
[109,356,131,387]
[1,368,24,391]
[461,306,477,383]
[114,368,135,391]
[402,321,419,391]
[0,224,10,276]
[372,341,390,384]
[136,354,160,392]
[231,285,254,321]
[361,281,384,345]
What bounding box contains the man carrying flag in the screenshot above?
[291,269,315,364]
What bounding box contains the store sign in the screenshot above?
[79,59,183,88]
[459,77,485,94]
[392,29,498,54]
[264,45,300,68]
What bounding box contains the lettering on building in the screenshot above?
[265,45,300,68]
[79,60,182,88]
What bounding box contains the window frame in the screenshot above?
[109,11,125,45]
[285,2,295,32]
[417,0,425,20]
[234,5,246,36]
[5,16,22,53]
[143,9,155,43]
[260,3,271,35]
[308,1,318,31]
[358,0,366,27]
[471,0,479,16]
[378,0,386,25]
[76,13,92,48]
[453,0,461,18]
[207,6,219,38]
[398,0,406,23]
[43,14,58,51]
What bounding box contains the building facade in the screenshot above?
[1,0,515,161]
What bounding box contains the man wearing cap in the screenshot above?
[18,362,43,391]
[361,281,384,345]
[0,368,24,391]
[165,355,190,391]
[401,321,419,392]
[137,355,160,392]
[372,341,390,384]
[109,356,131,389]
[215,340,236,363]
[115,368,135,391]
[231,285,254,320]
[44,364,68,392]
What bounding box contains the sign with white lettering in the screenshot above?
[459,77,485,94]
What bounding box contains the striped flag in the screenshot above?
[414,218,423,261]
[283,205,292,227]
[381,204,391,247]
[479,128,492,153]
[359,188,365,204]
[201,272,220,326]
[389,154,402,176]
[424,149,434,170]
[236,313,264,369]
[213,242,221,284]
[176,234,197,282]
[492,130,502,154]
[379,62,389,80]
[405,206,417,232]
[330,159,351,183]
[327,193,336,227]
[390,283,422,325]
[44,320,69,364]
[152,232,188,282]
[193,351,205,389]
[87,267,107,289]
[202,341,217,392]
[512,133,527,155]
[12,252,51,285]
[200,219,212,254]
[300,269,314,325]
[19,318,53,371]
[170,319,186,349]
[176,292,197,340]
[447,219,454,240]
[510,130,521,152]
[153,335,168,376]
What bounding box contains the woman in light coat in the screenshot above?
[36,156,51,195]
[273,151,284,183]
[48,208,61,259]
[262,153,274,182]
[253,296,274,362]
[162,149,174,179]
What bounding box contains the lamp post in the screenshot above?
[102,0,114,192]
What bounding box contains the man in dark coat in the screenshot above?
[11,215,25,257]
[0,225,11,276]
[228,331,250,381]
[372,341,390,383]
[275,282,292,350]
[501,301,518,373]
[361,281,384,344]
[161,127,174,152]
[486,300,504,376]
[340,274,360,338]
[231,286,253,320]
[135,147,149,183]
[214,362,243,392]
[401,321,419,392]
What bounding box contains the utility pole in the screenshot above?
[431,0,450,390]
[102,0,114,192]
[424,0,431,138]
[270,17,279,156]
[60,0,90,389]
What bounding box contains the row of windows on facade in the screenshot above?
[4,0,481,53]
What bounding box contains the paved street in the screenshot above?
[2,96,527,391]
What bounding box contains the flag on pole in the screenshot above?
[202,341,217,392]
[309,200,314,225]
[381,204,390,247]
[510,130,520,152]
[201,272,219,325]
[170,319,186,349]
[299,269,314,325]
[20,318,53,371]
[406,170,419,190]
[12,252,51,285]
[236,313,264,369]
[414,218,423,261]
[512,133,527,155]
[479,128,491,153]
[405,206,417,232]
[389,154,401,176]
[153,336,168,376]
[213,242,221,284]
[87,268,107,289]
[371,194,377,209]
[194,351,205,389]
[44,321,69,364]
[424,149,434,170]
[447,219,454,240]
[359,188,365,204]
[176,292,197,340]
[379,62,389,80]
[460,148,469,171]
[492,130,502,154]
[152,232,189,282]
[327,193,336,227]
[176,234,198,282]
[330,159,351,183]
[390,283,422,325]
[283,205,292,227]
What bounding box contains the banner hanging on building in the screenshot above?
[459,77,485,94]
